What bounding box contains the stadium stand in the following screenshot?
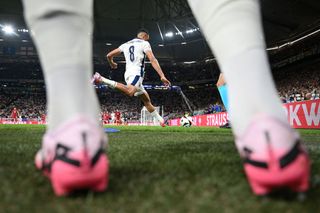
[0,59,319,122]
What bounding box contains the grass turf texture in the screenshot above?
[0,125,320,213]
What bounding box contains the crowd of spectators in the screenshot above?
[99,91,141,122]
[0,86,222,122]
[0,94,46,121]
[275,65,320,103]
[0,62,319,122]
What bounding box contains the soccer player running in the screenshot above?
[92,29,170,127]
[187,0,310,195]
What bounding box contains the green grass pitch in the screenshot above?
[0,125,320,213]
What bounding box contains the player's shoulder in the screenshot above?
[142,40,151,46]
[121,38,141,46]
[132,38,150,45]
[126,38,142,44]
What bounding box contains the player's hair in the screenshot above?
[137,28,149,35]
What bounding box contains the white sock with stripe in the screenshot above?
[101,76,117,89]
[150,110,164,123]
[22,0,100,131]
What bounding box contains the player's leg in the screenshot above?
[188,0,309,195]
[216,73,229,111]
[216,73,230,128]
[94,71,166,126]
[115,84,138,97]
[22,0,109,195]
[138,91,165,126]
[189,0,287,135]
[92,72,138,97]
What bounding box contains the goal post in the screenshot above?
[140,106,160,126]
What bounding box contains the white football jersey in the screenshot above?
[118,38,152,77]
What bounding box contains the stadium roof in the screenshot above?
[0,0,320,61]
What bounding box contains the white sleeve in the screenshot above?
[143,41,152,53]
[118,43,126,52]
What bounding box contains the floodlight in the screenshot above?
[165,32,173,37]
[2,25,14,34]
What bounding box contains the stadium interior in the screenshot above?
[0,0,319,122]
[1,0,320,211]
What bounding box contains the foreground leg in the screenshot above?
[188,0,310,195]
[23,0,109,196]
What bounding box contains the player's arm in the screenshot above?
[145,50,171,86]
[106,48,122,69]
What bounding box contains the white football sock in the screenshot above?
[101,76,117,89]
[150,110,164,123]
[22,0,100,131]
[188,0,287,136]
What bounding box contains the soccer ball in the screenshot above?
[180,116,192,127]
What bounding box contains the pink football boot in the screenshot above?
[35,115,109,196]
[91,72,102,84]
[235,115,310,195]
[160,120,167,127]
